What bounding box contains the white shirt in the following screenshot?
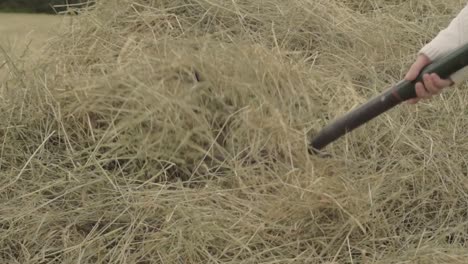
[420,4,468,61]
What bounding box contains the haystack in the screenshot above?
[1,0,468,263]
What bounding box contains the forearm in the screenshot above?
[419,4,468,61]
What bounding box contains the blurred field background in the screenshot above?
[0,13,61,56]
[1,0,468,263]
[0,0,80,80]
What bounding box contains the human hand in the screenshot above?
[404,54,453,104]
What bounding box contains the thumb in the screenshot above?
[404,54,431,81]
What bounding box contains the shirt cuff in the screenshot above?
[418,43,449,62]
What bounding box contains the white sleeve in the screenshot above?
[419,4,468,61]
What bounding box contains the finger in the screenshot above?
[405,62,423,81]
[423,74,439,94]
[405,55,431,81]
[415,82,431,99]
[404,63,420,81]
[407,98,420,104]
[431,73,452,89]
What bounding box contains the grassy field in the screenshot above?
[1,1,468,263]
[0,13,64,52]
[0,13,65,80]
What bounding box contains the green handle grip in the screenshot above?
[397,42,468,100]
[310,42,468,153]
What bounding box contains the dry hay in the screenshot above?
[1,0,468,263]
